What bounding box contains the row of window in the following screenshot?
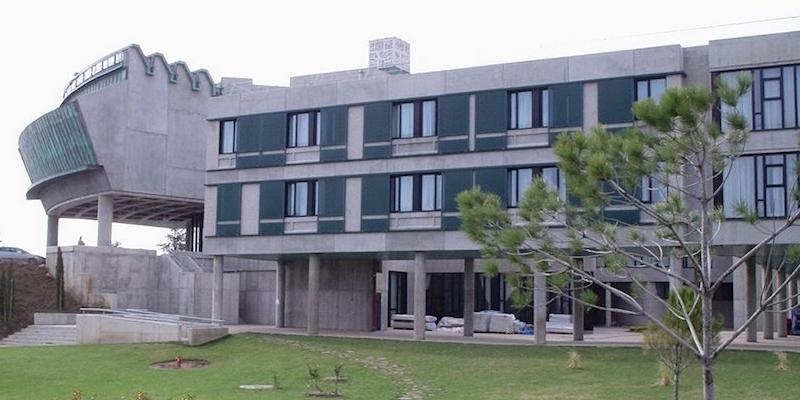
[218,76,670,154]
[720,64,800,132]
[721,152,799,218]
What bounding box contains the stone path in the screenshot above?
[264,336,430,400]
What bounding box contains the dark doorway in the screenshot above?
[388,271,407,322]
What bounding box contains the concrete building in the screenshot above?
[19,33,800,340]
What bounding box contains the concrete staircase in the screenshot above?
[0,324,77,347]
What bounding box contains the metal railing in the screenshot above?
[80,308,224,327]
[63,50,126,99]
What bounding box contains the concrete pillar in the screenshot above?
[745,256,757,342]
[668,255,682,291]
[777,269,788,338]
[46,215,59,247]
[790,275,798,308]
[380,262,389,330]
[97,195,113,246]
[413,252,427,340]
[572,260,584,341]
[762,264,774,340]
[534,271,547,345]
[275,261,286,328]
[307,254,320,336]
[605,286,613,327]
[212,256,224,321]
[463,258,475,337]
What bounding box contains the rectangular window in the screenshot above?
[509,88,548,129]
[507,166,563,207]
[722,152,799,218]
[635,77,667,102]
[219,120,237,154]
[286,180,317,217]
[391,173,442,212]
[720,64,800,132]
[288,111,320,147]
[641,171,668,203]
[393,100,437,138]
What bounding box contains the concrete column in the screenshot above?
[46,215,59,247]
[777,269,788,338]
[380,262,389,330]
[275,261,286,328]
[97,195,114,246]
[307,254,320,336]
[534,271,547,345]
[762,264,774,340]
[463,258,475,337]
[668,255,682,291]
[413,252,427,340]
[572,279,584,342]
[605,286,613,327]
[212,256,224,321]
[790,275,798,308]
[745,256,757,342]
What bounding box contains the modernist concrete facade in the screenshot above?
[19,32,800,342]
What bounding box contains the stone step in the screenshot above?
[0,325,77,347]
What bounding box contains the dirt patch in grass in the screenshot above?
[0,262,81,339]
[149,358,210,370]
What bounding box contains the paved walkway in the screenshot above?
[227,325,800,353]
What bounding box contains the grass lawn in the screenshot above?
[0,333,797,399]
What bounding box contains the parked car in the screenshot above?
[0,247,45,264]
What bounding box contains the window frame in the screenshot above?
[718,64,800,132]
[635,77,667,102]
[508,88,549,130]
[392,99,437,138]
[507,166,562,208]
[719,152,799,219]
[390,173,442,212]
[218,119,238,154]
[285,180,318,217]
[287,111,321,148]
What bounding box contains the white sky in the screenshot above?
[1,0,799,256]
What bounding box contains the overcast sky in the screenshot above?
[1,0,799,256]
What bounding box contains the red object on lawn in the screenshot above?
[176,355,183,368]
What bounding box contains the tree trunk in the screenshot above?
[701,291,715,400]
[673,370,680,400]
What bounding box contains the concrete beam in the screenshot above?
[97,195,113,246]
[275,261,286,328]
[763,264,774,340]
[47,215,59,247]
[534,271,547,345]
[413,252,426,340]
[463,258,475,337]
[307,254,320,335]
[746,256,757,342]
[212,256,224,321]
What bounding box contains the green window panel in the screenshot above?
[474,167,507,205]
[320,148,347,162]
[442,216,462,231]
[235,155,261,169]
[598,78,634,124]
[320,106,348,146]
[236,114,263,153]
[260,153,287,167]
[475,135,506,151]
[442,169,473,213]
[475,90,507,134]
[363,102,392,143]
[438,138,469,154]
[259,222,283,236]
[319,220,345,234]
[216,183,241,222]
[437,94,470,136]
[318,177,345,217]
[261,112,287,151]
[259,180,285,220]
[603,208,640,225]
[363,144,391,159]
[361,174,390,215]
[549,82,583,128]
[216,224,240,237]
[18,102,98,186]
[361,218,389,232]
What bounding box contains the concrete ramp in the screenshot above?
[76,309,228,346]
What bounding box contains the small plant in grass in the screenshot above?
[272,372,282,389]
[333,362,345,396]
[655,364,672,387]
[567,350,582,369]
[307,363,324,394]
[776,352,790,371]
